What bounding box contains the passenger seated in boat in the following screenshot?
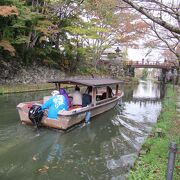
[72,85,82,107]
[101,92,107,100]
[59,88,70,107]
[41,90,68,119]
[82,86,92,107]
[100,86,114,100]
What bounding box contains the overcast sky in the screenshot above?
[128,48,165,62]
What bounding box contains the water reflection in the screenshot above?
[0,81,163,179]
[133,80,160,98]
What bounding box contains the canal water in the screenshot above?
[0,80,162,180]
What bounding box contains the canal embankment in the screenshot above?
[128,85,180,180]
[0,83,55,94]
[0,76,138,94]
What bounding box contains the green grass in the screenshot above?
[128,85,179,180]
[0,83,77,94]
[0,83,55,94]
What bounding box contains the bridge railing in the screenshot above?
[123,60,177,68]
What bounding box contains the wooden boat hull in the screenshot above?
[17,95,122,130]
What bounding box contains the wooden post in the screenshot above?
[162,68,167,84]
[55,83,58,89]
[58,83,61,91]
[92,87,96,106]
[106,86,108,98]
[166,142,177,180]
[116,84,119,96]
[132,67,135,77]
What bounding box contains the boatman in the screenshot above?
[41,90,68,119]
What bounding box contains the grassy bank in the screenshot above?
[129,85,179,179]
[0,83,55,94]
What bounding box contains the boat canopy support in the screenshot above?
[92,87,97,106]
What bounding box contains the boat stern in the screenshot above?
[16,102,33,125]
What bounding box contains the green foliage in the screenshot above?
[141,69,148,80]
[0,0,146,74]
[78,65,106,76]
[107,53,116,60]
[0,0,89,71]
[0,0,14,6]
[13,35,29,44]
[64,26,89,35]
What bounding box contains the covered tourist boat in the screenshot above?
[17,78,124,130]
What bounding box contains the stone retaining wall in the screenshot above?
[0,62,65,84]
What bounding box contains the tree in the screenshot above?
[120,0,180,34]
[0,0,54,63]
[69,0,149,69]
[0,5,18,56]
[120,0,180,83]
[119,0,179,55]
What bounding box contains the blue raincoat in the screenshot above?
[41,95,68,119]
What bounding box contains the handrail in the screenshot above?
[123,60,178,68]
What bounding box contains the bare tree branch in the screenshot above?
[120,0,180,34]
[152,22,179,58]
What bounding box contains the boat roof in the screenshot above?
[48,78,123,87]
